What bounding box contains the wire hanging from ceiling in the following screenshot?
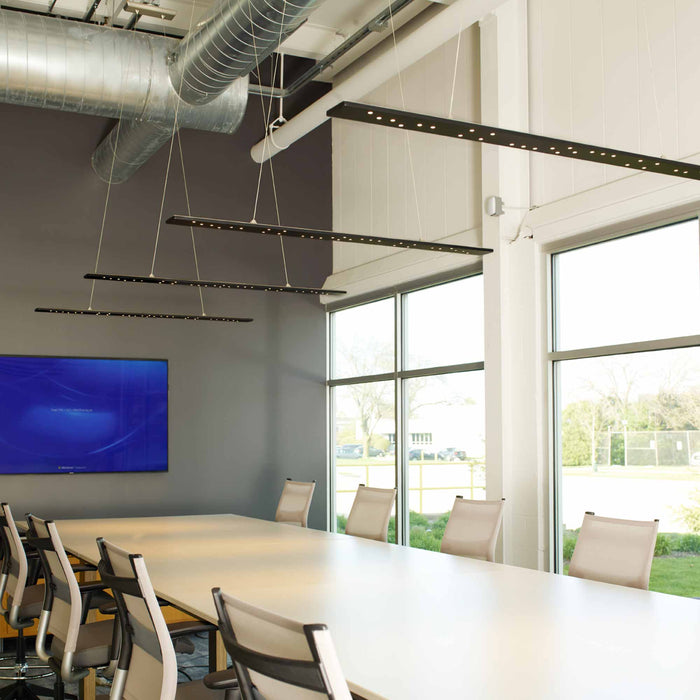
[87,22,137,312]
[149,17,194,281]
[177,129,207,315]
[249,0,292,288]
[388,0,424,242]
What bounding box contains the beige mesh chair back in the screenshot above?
[212,587,352,700]
[26,514,118,696]
[440,496,505,562]
[344,484,396,542]
[275,479,316,527]
[97,537,178,700]
[568,512,659,590]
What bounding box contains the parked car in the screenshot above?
[438,447,467,462]
[409,447,437,460]
[336,444,384,459]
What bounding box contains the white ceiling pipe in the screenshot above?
[250,0,506,163]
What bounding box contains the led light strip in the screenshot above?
[35,308,253,322]
[84,273,347,296]
[326,101,700,181]
[166,216,493,256]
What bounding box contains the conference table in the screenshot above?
[51,514,699,699]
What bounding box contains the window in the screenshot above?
[330,276,485,551]
[551,219,700,598]
[410,433,434,445]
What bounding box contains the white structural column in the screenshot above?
[480,0,547,569]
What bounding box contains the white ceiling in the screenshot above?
[2,0,447,72]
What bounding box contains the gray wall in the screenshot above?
[0,100,331,529]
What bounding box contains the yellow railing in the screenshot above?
[336,459,486,511]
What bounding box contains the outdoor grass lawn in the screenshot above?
[649,556,700,597]
[565,556,700,598]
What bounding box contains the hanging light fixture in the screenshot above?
[35,308,253,322]
[84,273,346,296]
[326,102,700,181]
[166,216,493,256]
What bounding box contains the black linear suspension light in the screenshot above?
[327,102,700,182]
[84,273,347,296]
[166,216,493,256]
[36,308,253,322]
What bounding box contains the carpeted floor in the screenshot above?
[0,633,213,696]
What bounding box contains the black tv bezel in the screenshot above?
[0,353,169,476]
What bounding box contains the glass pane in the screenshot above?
[405,372,485,551]
[556,346,700,598]
[332,298,395,379]
[333,382,396,543]
[404,276,484,370]
[554,220,700,351]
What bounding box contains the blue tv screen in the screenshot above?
[0,356,168,474]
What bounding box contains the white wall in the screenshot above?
[328,24,483,297]
[328,0,700,569]
[529,0,700,207]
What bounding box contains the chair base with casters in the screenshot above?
[0,628,55,700]
[95,670,242,700]
[0,584,55,700]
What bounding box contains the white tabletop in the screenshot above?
[53,514,700,700]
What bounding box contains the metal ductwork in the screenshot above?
[169,0,323,106]
[93,0,324,182]
[0,9,248,183]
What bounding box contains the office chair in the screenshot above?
[344,484,396,542]
[274,479,316,528]
[440,496,506,562]
[212,586,352,700]
[0,504,53,699]
[96,538,238,699]
[25,515,120,700]
[568,512,659,590]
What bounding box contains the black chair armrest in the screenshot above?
[99,599,118,616]
[167,620,217,638]
[78,581,108,593]
[86,589,114,609]
[100,596,170,616]
[72,563,97,573]
[79,584,114,622]
[203,669,238,691]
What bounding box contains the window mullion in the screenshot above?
[395,292,407,546]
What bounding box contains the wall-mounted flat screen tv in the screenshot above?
[0,356,168,474]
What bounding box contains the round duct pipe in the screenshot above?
[0,10,248,182]
[168,0,323,106]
